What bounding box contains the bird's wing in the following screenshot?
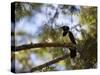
[68,31,76,44]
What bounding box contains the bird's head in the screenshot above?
[60,26,69,31]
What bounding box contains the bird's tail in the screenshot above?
[70,58,77,66]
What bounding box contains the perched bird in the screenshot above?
[68,31,76,44]
[61,26,77,65]
[61,26,69,36]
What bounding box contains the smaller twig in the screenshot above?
[71,24,81,30]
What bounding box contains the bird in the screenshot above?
[60,26,69,36]
[68,31,76,44]
[60,26,77,65]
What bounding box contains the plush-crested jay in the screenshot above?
[61,26,77,65]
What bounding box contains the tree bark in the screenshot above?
[12,43,75,52]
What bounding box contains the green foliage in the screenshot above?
[80,7,97,25]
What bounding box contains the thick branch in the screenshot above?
[21,53,70,73]
[12,43,75,52]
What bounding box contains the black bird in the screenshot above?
[61,26,69,36]
[61,26,77,62]
[61,27,77,65]
[68,31,77,65]
[68,31,76,44]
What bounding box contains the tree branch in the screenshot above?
[12,43,75,52]
[21,53,70,73]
